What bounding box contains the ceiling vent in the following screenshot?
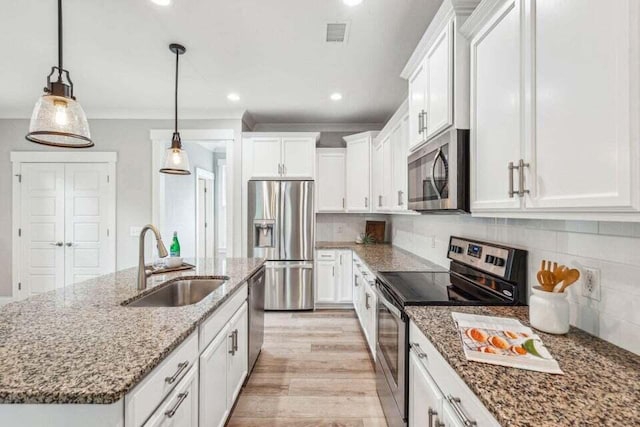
[326,22,349,43]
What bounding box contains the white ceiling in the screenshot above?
[1,0,442,124]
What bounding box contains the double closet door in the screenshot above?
[20,163,115,296]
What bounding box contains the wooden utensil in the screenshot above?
[556,269,580,293]
[537,260,558,291]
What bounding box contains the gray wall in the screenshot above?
[0,118,242,297]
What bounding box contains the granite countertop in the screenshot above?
[316,241,445,272]
[406,305,640,426]
[0,257,265,404]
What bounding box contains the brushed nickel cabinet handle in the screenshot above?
[365,197,368,208]
[518,159,530,197]
[418,112,424,135]
[422,110,428,134]
[448,395,477,426]
[412,343,428,360]
[165,361,189,384]
[165,392,189,418]
[508,161,518,198]
[429,408,438,427]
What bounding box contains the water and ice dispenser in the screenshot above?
[253,219,275,248]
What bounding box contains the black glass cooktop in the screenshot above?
[376,270,518,307]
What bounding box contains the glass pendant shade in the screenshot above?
[160,132,191,175]
[26,93,93,148]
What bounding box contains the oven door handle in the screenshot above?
[376,287,402,319]
[430,147,448,200]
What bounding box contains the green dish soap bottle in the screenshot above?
[170,231,181,257]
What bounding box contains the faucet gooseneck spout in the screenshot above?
[137,224,169,290]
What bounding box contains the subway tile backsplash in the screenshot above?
[390,215,640,355]
[316,213,391,243]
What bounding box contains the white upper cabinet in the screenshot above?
[344,132,377,212]
[425,21,454,140]
[526,0,637,211]
[392,114,410,210]
[381,137,394,210]
[463,0,640,218]
[371,139,384,212]
[402,0,479,152]
[249,137,281,177]
[282,137,315,178]
[468,0,523,212]
[316,148,346,212]
[243,133,319,180]
[408,62,428,150]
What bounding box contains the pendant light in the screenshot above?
[160,43,191,175]
[26,0,93,148]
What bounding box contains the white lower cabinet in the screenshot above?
[226,302,248,408]
[144,364,199,427]
[315,250,353,306]
[199,323,230,427]
[352,255,377,358]
[409,321,500,427]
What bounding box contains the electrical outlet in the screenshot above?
[581,267,601,301]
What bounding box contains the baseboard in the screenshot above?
[0,296,14,306]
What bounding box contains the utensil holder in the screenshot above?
[529,286,570,334]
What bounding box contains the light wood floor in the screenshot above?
[227,310,387,427]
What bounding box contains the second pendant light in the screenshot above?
[160,43,191,175]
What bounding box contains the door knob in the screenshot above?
[65,242,74,247]
[50,242,63,247]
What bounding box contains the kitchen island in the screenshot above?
[0,256,265,426]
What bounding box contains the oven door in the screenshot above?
[408,143,449,211]
[375,284,407,426]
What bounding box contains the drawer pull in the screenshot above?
[164,361,189,384]
[428,408,438,427]
[229,329,239,355]
[448,395,477,426]
[165,391,189,418]
[412,343,428,360]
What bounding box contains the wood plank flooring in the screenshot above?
[228,310,387,427]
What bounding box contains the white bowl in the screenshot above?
[165,257,183,268]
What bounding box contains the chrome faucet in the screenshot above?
[137,224,169,290]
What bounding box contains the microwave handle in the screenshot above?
[430,147,447,200]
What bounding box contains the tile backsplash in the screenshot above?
[390,214,640,355]
[316,213,390,243]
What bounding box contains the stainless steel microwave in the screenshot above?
[407,128,469,212]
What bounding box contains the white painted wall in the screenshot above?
[316,213,391,243]
[390,215,640,355]
[0,118,243,298]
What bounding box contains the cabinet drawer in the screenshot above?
[143,363,199,427]
[409,322,500,426]
[316,250,336,261]
[199,283,248,351]
[126,332,199,427]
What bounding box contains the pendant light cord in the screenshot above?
[57,0,63,81]
[174,49,179,134]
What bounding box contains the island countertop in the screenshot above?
[0,257,265,404]
[406,305,640,426]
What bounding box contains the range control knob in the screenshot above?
[493,257,506,267]
[485,255,495,264]
[450,245,463,254]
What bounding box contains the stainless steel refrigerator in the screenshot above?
[247,180,314,310]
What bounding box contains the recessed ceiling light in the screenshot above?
[151,0,171,6]
[343,0,363,6]
[330,93,343,101]
[227,93,240,102]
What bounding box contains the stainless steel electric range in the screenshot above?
[374,236,528,427]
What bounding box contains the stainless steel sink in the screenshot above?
[125,278,228,307]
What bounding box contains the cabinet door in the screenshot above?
[315,259,337,303]
[199,325,230,427]
[392,115,410,210]
[249,137,282,178]
[353,270,362,319]
[470,0,523,211]
[525,0,636,210]
[425,21,454,139]
[345,137,371,212]
[363,281,377,356]
[144,365,199,427]
[282,137,315,178]
[227,303,248,408]
[409,350,444,427]
[371,140,384,212]
[408,61,427,150]
[336,250,353,303]
[316,149,346,212]
[381,136,393,210]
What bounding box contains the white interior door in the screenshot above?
[197,171,216,260]
[64,163,113,286]
[20,163,65,295]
